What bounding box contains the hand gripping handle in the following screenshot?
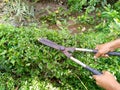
[75,48,120,56]
[93,50,120,56]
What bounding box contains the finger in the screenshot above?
[110,49,114,52]
[93,75,98,81]
[95,45,99,50]
[93,75,97,80]
[102,71,112,76]
[101,54,109,58]
[104,71,111,75]
[93,75,102,80]
[96,81,100,86]
[102,70,106,74]
[94,52,101,58]
[101,54,105,57]
[104,54,109,57]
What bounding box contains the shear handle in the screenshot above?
[75,48,120,56]
[85,66,102,75]
[70,57,102,75]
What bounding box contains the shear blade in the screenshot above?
[38,38,65,50]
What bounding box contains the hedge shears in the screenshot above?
[38,38,120,75]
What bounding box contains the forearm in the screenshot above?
[108,39,120,50]
[106,82,120,90]
[114,83,120,90]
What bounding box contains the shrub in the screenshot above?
[67,0,107,13]
[0,24,120,89]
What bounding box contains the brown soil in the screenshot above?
[34,2,67,18]
[0,1,92,34]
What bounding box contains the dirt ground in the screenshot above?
[34,2,67,18]
[34,2,91,34]
[0,1,91,34]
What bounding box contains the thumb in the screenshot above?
[94,52,101,59]
[93,75,98,80]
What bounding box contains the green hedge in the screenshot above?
[0,24,120,90]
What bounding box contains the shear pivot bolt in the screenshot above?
[60,46,65,51]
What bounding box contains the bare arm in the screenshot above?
[94,39,120,58]
[93,71,120,90]
[109,39,120,49]
[93,39,120,89]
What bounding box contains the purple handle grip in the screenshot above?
[85,66,102,75]
[93,50,120,56]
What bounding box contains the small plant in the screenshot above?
[77,14,95,24]
[101,5,119,21]
[68,0,87,12]
[4,0,35,26]
[114,1,120,12]
[109,18,120,37]
[68,0,107,13]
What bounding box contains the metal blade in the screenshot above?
[38,38,65,50]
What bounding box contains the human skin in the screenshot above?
[94,39,120,58]
[93,39,120,90]
[93,71,120,90]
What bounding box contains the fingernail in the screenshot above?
[94,56,97,59]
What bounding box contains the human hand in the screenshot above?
[93,71,120,90]
[94,39,120,58]
[94,43,114,58]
